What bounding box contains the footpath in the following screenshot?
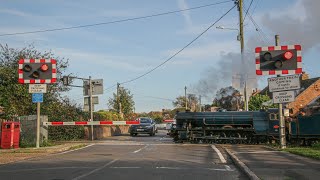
[224,145,320,180]
[0,143,88,165]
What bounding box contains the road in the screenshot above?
[0,130,246,180]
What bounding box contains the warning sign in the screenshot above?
[273,91,295,104]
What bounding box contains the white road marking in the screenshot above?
[234,151,276,154]
[207,168,234,171]
[56,144,95,155]
[225,165,233,171]
[0,167,93,173]
[156,167,185,170]
[110,167,141,169]
[211,145,227,163]
[133,145,149,153]
[72,159,118,180]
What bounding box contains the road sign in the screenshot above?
[83,79,103,96]
[273,91,295,104]
[84,104,94,112]
[32,93,43,103]
[84,96,99,105]
[18,59,57,84]
[29,84,47,93]
[268,74,300,92]
[255,45,302,75]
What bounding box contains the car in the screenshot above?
[130,117,157,136]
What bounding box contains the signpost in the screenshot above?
[29,84,47,93]
[255,36,302,149]
[272,91,295,104]
[32,93,44,103]
[268,74,300,92]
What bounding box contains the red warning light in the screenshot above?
[283,51,293,60]
[40,64,49,71]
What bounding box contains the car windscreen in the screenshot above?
[140,118,151,124]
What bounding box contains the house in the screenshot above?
[258,72,320,117]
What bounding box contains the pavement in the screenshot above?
[224,144,320,180]
[0,143,88,165]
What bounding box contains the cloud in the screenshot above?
[261,0,320,52]
[0,8,32,17]
[177,0,192,27]
[164,41,239,61]
[52,48,156,72]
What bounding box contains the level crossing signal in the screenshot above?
[18,59,57,84]
[255,45,302,75]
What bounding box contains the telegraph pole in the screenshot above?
[89,76,94,141]
[184,86,187,110]
[117,83,123,118]
[199,95,202,112]
[236,0,248,111]
[275,35,286,149]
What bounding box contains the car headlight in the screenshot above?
[146,126,153,129]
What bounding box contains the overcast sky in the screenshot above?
[1,0,319,112]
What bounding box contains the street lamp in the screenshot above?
[216,26,240,41]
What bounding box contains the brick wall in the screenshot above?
[287,79,320,117]
[85,125,130,140]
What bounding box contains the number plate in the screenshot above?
[137,129,144,131]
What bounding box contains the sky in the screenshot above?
[1,0,319,113]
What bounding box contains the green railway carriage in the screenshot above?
[173,110,277,144]
[290,112,320,145]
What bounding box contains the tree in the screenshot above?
[0,44,86,141]
[108,87,135,116]
[214,86,243,111]
[0,44,69,119]
[248,94,277,111]
[173,94,199,112]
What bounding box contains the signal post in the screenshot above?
[18,59,57,148]
[255,36,302,149]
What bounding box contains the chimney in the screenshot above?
[301,72,309,80]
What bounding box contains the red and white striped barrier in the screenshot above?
[255,45,302,75]
[43,121,140,126]
[163,119,175,123]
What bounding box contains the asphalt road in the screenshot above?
[0,130,246,180]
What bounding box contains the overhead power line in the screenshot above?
[243,0,254,22]
[0,0,233,37]
[119,4,237,85]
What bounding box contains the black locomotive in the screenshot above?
[171,109,320,145]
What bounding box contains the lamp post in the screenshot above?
[216,26,240,41]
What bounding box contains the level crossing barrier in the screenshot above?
[43,121,140,126]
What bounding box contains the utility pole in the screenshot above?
[117,83,123,118]
[275,35,286,149]
[237,0,248,111]
[185,86,187,110]
[199,95,202,112]
[89,76,94,141]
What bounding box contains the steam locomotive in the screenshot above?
[171,109,320,145]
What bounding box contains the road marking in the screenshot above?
[56,144,95,155]
[234,151,276,154]
[133,145,149,153]
[225,165,232,171]
[72,159,118,180]
[0,167,93,173]
[110,167,141,169]
[211,145,227,163]
[156,167,185,170]
[207,168,234,171]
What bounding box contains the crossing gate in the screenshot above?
[43,121,140,126]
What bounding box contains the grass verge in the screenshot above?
[283,143,320,160]
[67,144,87,151]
